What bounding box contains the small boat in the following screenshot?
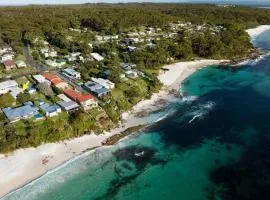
[134,151,145,157]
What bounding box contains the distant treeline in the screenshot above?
[0,4,270,51]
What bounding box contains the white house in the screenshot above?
[127,46,137,52]
[91,53,104,62]
[40,103,62,117]
[70,52,81,57]
[0,80,18,95]
[32,74,51,85]
[40,48,57,58]
[0,46,12,55]
[40,48,49,54]
[126,70,138,78]
[49,50,57,58]
[45,59,58,67]
[62,67,81,80]
[91,77,115,90]
[1,54,14,63]
[15,60,27,68]
[57,94,72,102]
[0,80,22,99]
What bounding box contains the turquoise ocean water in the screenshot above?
[3,29,270,200]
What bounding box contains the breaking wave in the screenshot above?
[235,51,270,67]
[181,96,198,103]
[187,101,216,125]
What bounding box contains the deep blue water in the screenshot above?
[3,29,270,200]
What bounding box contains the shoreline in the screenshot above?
[246,25,270,39]
[0,25,267,198]
[0,59,225,198]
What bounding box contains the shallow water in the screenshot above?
[3,29,270,200]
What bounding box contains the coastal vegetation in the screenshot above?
[1,4,270,57]
[0,4,270,153]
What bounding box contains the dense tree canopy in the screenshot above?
[0,4,269,53]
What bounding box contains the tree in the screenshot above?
[37,83,54,97]
[0,93,15,108]
[16,93,32,104]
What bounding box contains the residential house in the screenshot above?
[62,67,81,81]
[70,52,81,57]
[15,60,27,68]
[127,46,137,52]
[41,48,57,58]
[91,53,104,62]
[0,46,12,55]
[57,94,72,102]
[79,56,85,62]
[2,103,39,123]
[121,63,136,71]
[42,73,69,89]
[3,60,16,71]
[146,27,154,34]
[48,49,57,58]
[64,88,97,110]
[91,77,115,90]
[64,52,81,62]
[65,55,76,62]
[0,80,22,99]
[84,81,110,98]
[45,59,58,67]
[9,87,22,99]
[32,75,51,85]
[0,80,18,95]
[57,100,80,112]
[56,59,66,67]
[40,47,49,55]
[122,38,132,45]
[27,83,37,94]
[40,103,62,117]
[126,70,138,78]
[1,53,14,63]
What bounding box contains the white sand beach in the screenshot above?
[158,60,227,90]
[0,24,266,197]
[246,25,270,38]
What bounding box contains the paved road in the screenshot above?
[23,45,47,72]
[0,45,57,81]
[0,71,38,82]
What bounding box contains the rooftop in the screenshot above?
[57,100,80,111]
[64,88,94,103]
[91,53,104,61]
[2,104,39,122]
[3,60,15,67]
[0,80,18,90]
[40,103,61,114]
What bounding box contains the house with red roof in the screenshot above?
[42,73,69,89]
[3,60,16,71]
[64,88,97,110]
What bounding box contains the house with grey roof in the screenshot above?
[84,81,110,98]
[0,80,22,99]
[62,67,81,81]
[57,93,80,112]
[57,100,80,112]
[40,103,62,117]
